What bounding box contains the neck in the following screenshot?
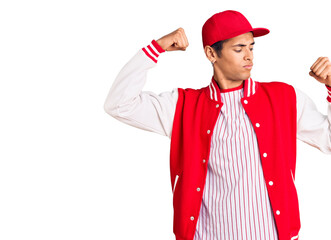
[213,69,245,90]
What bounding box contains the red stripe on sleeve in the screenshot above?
[325,84,331,102]
[152,39,165,53]
[142,47,157,63]
[147,45,159,58]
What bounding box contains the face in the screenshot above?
[209,32,254,82]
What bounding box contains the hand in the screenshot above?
[309,57,331,86]
[156,28,189,51]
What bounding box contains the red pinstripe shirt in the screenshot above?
[194,78,278,240]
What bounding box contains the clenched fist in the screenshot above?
[156,28,189,51]
[309,57,331,86]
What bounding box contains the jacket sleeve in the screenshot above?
[294,84,331,154]
[104,40,178,139]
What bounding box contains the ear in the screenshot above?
[204,45,217,63]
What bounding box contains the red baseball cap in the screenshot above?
[202,10,270,48]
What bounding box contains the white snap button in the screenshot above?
[276,210,280,215]
[269,181,273,186]
[202,159,206,163]
[190,216,194,221]
[197,187,200,192]
[256,123,260,127]
[207,130,211,134]
[244,100,248,104]
[216,104,219,108]
[263,153,267,157]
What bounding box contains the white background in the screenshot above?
[0,0,331,239]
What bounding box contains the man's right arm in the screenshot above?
[295,85,331,154]
[104,28,189,138]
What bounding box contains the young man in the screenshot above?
[104,10,331,240]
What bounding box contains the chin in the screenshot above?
[230,73,250,81]
[243,73,251,80]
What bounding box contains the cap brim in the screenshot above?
[251,28,270,37]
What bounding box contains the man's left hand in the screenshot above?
[309,57,331,86]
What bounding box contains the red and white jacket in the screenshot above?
[104,40,331,240]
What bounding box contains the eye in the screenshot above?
[234,50,241,53]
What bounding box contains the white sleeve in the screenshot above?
[103,40,178,139]
[294,85,331,154]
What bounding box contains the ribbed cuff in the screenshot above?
[142,39,165,63]
[325,84,331,102]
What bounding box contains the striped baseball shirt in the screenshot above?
[193,79,278,240]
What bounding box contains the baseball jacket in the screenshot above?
[104,39,331,240]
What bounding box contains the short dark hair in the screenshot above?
[210,39,230,58]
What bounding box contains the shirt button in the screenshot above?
[197,187,201,192]
[269,181,274,186]
[256,123,260,127]
[276,210,280,215]
[190,216,195,221]
[207,130,211,134]
[244,100,248,104]
[202,159,206,163]
[263,153,267,157]
[216,104,219,108]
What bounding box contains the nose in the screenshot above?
[244,48,253,61]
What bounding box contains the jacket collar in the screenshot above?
[207,76,258,102]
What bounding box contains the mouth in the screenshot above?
[243,65,253,69]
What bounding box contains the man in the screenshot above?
[104,10,331,240]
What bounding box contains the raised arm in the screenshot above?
[295,56,331,154]
[104,28,189,138]
[295,85,331,154]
